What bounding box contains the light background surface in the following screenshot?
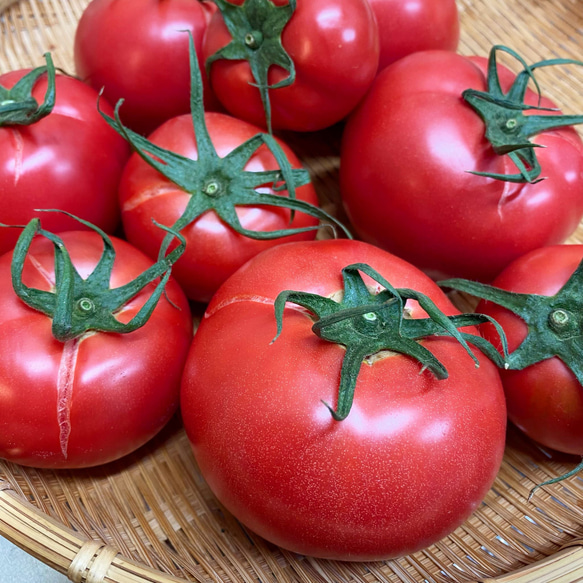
[0,535,68,582]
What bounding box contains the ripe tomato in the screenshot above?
[0,68,129,256]
[202,0,379,132]
[367,0,459,72]
[473,245,583,455]
[0,229,192,469]
[340,49,583,282]
[181,239,506,560]
[74,0,218,135]
[119,112,320,303]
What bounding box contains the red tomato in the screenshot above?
[203,0,379,132]
[74,0,219,135]
[0,230,192,468]
[0,70,129,255]
[340,50,583,282]
[181,239,506,560]
[368,0,459,72]
[119,112,320,303]
[477,245,583,455]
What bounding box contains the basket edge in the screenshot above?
[0,485,187,583]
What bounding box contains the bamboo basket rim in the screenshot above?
[2,0,583,582]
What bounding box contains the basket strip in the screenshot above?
[479,546,583,583]
[0,485,188,583]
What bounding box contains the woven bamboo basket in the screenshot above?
[1,0,583,582]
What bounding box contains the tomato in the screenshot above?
[74,0,219,136]
[367,0,459,72]
[0,68,129,256]
[202,0,379,132]
[118,111,321,303]
[181,239,506,560]
[0,229,192,469]
[469,245,583,455]
[340,49,583,282]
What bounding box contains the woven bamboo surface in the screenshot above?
[1,0,583,582]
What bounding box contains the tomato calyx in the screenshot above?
[463,45,583,183]
[8,211,185,342]
[273,263,507,421]
[205,0,296,133]
[440,263,583,382]
[0,52,56,126]
[101,32,349,259]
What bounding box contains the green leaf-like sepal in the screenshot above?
[99,32,350,256]
[273,263,507,421]
[463,45,583,183]
[0,52,56,126]
[440,263,583,384]
[206,0,296,133]
[9,211,186,342]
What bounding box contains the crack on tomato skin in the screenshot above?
[205,293,316,320]
[205,294,276,319]
[10,128,23,187]
[122,184,184,213]
[27,252,56,289]
[56,336,81,459]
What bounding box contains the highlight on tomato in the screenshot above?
[0,54,129,256]
[203,0,380,132]
[0,213,193,469]
[102,34,349,303]
[340,45,583,282]
[367,0,459,73]
[181,239,507,560]
[74,0,219,136]
[441,245,583,457]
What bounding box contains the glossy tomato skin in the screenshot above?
[0,70,129,256]
[368,0,459,72]
[119,112,320,303]
[0,231,192,469]
[181,239,506,560]
[203,0,379,132]
[340,51,583,282]
[478,245,583,455]
[74,0,219,136]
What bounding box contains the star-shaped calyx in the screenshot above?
[463,45,583,183]
[100,32,349,260]
[440,264,583,382]
[9,212,185,342]
[442,263,583,497]
[206,0,296,133]
[273,263,507,420]
[0,52,56,126]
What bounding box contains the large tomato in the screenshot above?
[0,68,129,255]
[340,50,583,282]
[181,239,506,560]
[119,112,320,303]
[367,0,459,72]
[0,229,192,469]
[474,245,583,455]
[74,0,218,135]
[202,0,379,132]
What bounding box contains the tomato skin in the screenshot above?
[478,245,583,455]
[203,0,379,132]
[181,239,506,559]
[340,51,583,282]
[367,0,459,72]
[74,0,219,136]
[0,70,129,256]
[119,112,320,303]
[0,231,192,469]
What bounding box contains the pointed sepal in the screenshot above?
[274,263,507,420]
